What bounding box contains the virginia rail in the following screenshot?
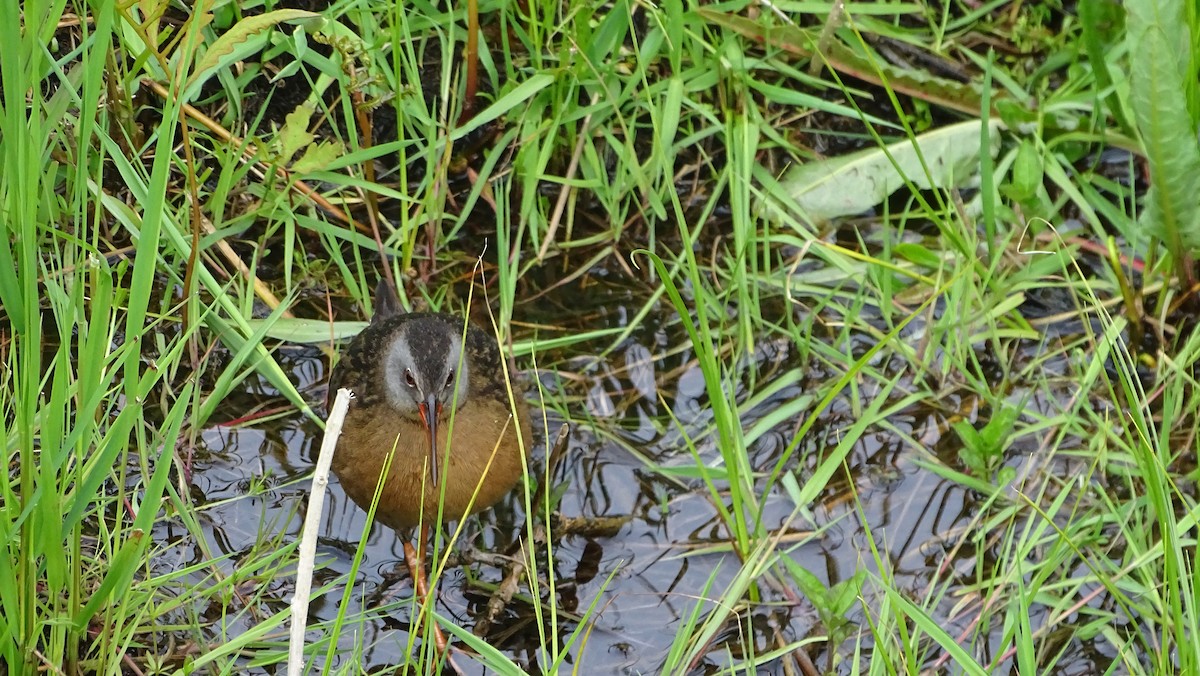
[329,284,531,595]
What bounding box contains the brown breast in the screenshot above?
[328,312,532,530]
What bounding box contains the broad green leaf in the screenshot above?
[1126,0,1200,255]
[1008,138,1043,202]
[893,242,942,269]
[770,119,1002,223]
[246,318,368,343]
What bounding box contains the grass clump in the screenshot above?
[4,0,1200,673]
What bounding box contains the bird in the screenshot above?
[328,283,531,598]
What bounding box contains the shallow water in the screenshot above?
[165,258,1125,673]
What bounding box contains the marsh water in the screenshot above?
[166,239,1118,674]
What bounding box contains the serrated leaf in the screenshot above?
[187,10,323,96]
[292,139,344,174]
[278,104,316,165]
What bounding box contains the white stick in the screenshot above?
[288,388,352,675]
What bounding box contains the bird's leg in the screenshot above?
[405,523,449,656]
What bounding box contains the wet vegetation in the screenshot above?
[4,0,1200,673]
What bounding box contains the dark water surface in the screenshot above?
[173,265,1114,673]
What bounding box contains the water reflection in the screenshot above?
[177,291,1033,672]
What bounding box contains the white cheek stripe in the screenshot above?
[446,333,470,409]
[383,332,421,413]
[380,325,471,414]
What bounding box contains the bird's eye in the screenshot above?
[444,370,455,389]
[404,369,417,388]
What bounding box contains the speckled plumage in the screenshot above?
[329,302,531,531]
